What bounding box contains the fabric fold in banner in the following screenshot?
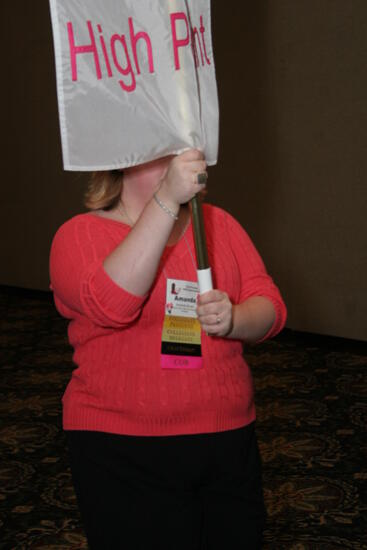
[49,0,219,171]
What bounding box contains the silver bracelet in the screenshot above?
[153,193,179,220]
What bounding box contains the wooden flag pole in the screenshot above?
[168,0,214,294]
[190,194,213,294]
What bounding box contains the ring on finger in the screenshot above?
[216,316,221,324]
[197,172,208,185]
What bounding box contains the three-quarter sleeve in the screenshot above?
[224,210,287,340]
[49,216,147,328]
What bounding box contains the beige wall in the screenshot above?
[210,1,367,340]
[2,1,366,340]
[2,2,87,291]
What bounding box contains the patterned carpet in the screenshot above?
[0,286,366,549]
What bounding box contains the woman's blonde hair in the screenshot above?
[84,170,123,211]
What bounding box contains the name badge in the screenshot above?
[161,279,202,369]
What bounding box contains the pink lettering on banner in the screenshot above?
[67,18,155,94]
[171,12,211,71]
[67,20,102,81]
[110,34,136,92]
[129,17,154,75]
[191,27,204,67]
[66,13,209,94]
[200,16,211,66]
[170,12,190,70]
[97,24,113,78]
[161,355,203,370]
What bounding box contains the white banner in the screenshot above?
[49,0,219,171]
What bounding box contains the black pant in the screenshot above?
[67,423,266,549]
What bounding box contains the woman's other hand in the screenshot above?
[197,290,233,337]
[158,149,207,210]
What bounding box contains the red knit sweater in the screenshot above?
[50,204,286,436]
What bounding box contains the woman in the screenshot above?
[50,149,287,549]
